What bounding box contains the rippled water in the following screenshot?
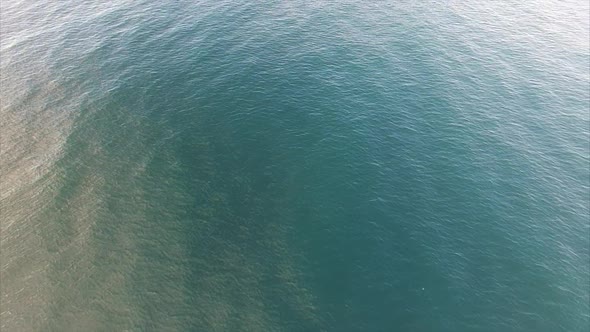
[1,1,589,331]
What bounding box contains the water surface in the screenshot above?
[1,1,589,331]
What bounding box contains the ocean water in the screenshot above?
[1,0,589,331]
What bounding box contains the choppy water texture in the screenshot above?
[1,1,589,331]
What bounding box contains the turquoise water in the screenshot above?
[1,0,589,331]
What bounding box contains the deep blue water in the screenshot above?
[1,1,589,331]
